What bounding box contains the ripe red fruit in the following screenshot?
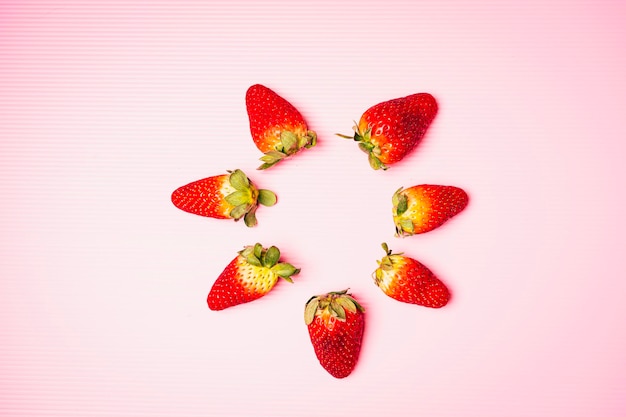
[373,243,450,308]
[338,92,438,170]
[246,84,317,169]
[304,289,365,378]
[171,169,277,227]
[207,243,300,310]
[393,184,468,236]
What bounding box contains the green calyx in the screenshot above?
[240,243,301,282]
[304,289,365,325]
[258,130,317,170]
[337,122,387,171]
[391,188,414,236]
[374,243,391,282]
[225,169,277,227]
[373,243,406,286]
[392,188,409,215]
[378,243,403,271]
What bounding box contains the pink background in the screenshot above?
[2,0,626,416]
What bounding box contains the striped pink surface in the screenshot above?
[2,1,626,416]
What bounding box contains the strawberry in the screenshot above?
[393,184,468,236]
[304,289,365,378]
[246,84,317,169]
[171,169,276,227]
[338,92,438,170]
[207,243,300,310]
[373,243,450,308]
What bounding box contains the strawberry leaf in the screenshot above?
[381,242,390,254]
[400,219,414,234]
[258,151,286,170]
[396,194,408,215]
[246,253,262,267]
[263,246,280,268]
[224,190,250,207]
[271,263,299,280]
[368,153,386,170]
[280,131,298,154]
[304,297,320,325]
[229,203,249,220]
[335,296,357,314]
[392,188,403,206]
[228,169,249,191]
[253,243,263,258]
[257,189,277,207]
[358,142,372,154]
[374,267,385,281]
[260,151,286,163]
[243,210,257,227]
[330,301,346,321]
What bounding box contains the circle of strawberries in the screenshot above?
[171,84,469,379]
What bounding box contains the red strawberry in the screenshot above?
[393,184,468,236]
[304,289,365,378]
[207,243,300,310]
[373,243,450,308]
[246,84,317,169]
[171,169,277,227]
[338,92,438,170]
